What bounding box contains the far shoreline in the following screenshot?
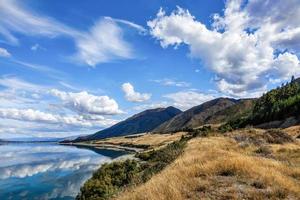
[59,142,144,153]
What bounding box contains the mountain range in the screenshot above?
[71,77,300,142]
[74,106,181,141]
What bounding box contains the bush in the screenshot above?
[191,126,212,137]
[263,129,294,144]
[76,160,141,200]
[77,138,187,200]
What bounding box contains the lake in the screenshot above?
[0,143,128,200]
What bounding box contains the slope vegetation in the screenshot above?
[154,98,238,133]
[117,129,300,200]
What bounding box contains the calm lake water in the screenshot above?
[0,143,128,200]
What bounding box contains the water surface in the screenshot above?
[0,143,127,200]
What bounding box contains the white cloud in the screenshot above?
[0,76,45,92]
[0,108,117,128]
[50,89,123,115]
[0,0,143,66]
[0,47,11,57]
[74,18,133,66]
[31,43,45,51]
[121,83,151,102]
[104,17,146,33]
[152,78,190,87]
[0,0,79,45]
[163,91,215,110]
[148,1,300,97]
[0,76,47,107]
[0,77,121,138]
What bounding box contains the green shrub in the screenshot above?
[77,138,187,200]
[76,160,141,200]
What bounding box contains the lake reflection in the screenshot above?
[0,143,128,200]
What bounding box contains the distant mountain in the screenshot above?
[74,106,182,141]
[154,98,239,133]
[1,135,88,143]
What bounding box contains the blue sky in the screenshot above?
[0,0,299,139]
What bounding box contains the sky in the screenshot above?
[0,0,299,139]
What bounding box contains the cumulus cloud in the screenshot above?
[0,108,117,128]
[0,0,143,66]
[152,78,190,87]
[0,47,11,57]
[50,89,123,115]
[164,91,215,110]
[121,83,151,102]
[148,0,300,97]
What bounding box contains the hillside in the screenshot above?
[205,99,255,124]
[154,98,238,133]
[75,106,181,141]
[77,127,300,200]
[250,77,300,126]
[223,77,300,130]
[115,129,300,200]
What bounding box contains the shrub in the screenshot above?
[76,160,141,200]
[254,145,272,156]
[77,138,187,200]
[263,129,294,144]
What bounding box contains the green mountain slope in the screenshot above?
[223,77,300,130]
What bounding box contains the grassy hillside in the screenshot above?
[116,128,300,200]
[154,98,238,133]
[76,126,300,200]
[205,99,255,124]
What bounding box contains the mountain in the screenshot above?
[154,98,238,133]
[205,99,255,124]
[75,106,182,141]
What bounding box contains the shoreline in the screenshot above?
[59,142,144,153]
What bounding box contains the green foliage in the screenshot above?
[77,138,187,200]
[250,77,300,124]
[191,125,212,137]
[76,160,141,200]
[218,117,249,132]
[220,77,300,131]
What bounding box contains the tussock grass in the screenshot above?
[116,135,300,200]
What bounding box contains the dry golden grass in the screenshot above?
[115,131,300,200]
[284,125,300,138]
[93,132,187,149]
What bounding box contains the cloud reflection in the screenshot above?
[0,143,123,199]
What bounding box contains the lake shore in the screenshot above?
[60,142,144,153]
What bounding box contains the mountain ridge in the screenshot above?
[74,106,182,141]
[154,97,239,133]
